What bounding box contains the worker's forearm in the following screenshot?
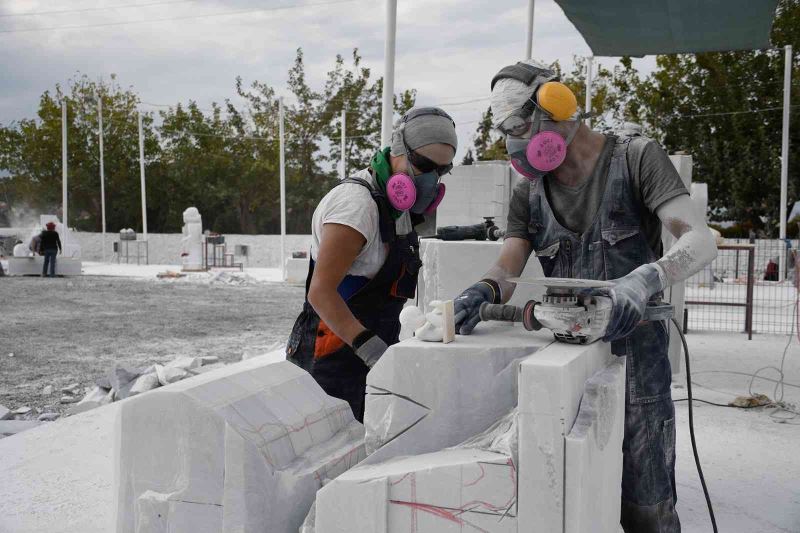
[655,225,718,288]
[482,237,533,303]
[307,287,365,345]
[483,265,520,303]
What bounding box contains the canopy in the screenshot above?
[554,0,780,57]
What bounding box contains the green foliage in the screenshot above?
[0,75,160,232]
[0,49,415,234]
[472,107,507,161]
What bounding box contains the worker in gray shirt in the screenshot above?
[453,60,718,533]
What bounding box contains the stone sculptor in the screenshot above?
[453,59,718,533]
[285,107,457,422]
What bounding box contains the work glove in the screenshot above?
[453,279,501,335]
[352,329,389,368]
[600,264,664,342]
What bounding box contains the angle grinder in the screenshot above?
[479,277,673,344]
[434,217,505,241]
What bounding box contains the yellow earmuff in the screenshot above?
[537,81,578,121]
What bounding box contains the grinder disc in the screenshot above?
[506,277,614,289]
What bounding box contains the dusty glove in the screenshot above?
[453,279,501,335]
[352,329,388,368]
[602,264,664,342]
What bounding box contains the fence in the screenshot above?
[685,238,799,335]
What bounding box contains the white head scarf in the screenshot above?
[490,59,554,132]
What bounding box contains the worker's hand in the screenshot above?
[351,329,388,368]
[602,264,664,341]
[453,280,501,335]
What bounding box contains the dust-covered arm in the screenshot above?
[483,237,533,303]
[453,237,532,335]
[654,194,718,288]
[600,193,717,342]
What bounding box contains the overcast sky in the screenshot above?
[0,0,656,159]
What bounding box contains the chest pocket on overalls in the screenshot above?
[535,241,561,277]
[601,228,645,280]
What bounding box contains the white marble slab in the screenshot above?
[364,322,550,464]
[114,358,365,533]
[7,256,82,276]
[565,357,626,533]
[517,339,618,533]
[417,240,544,312]
[316,448,517,533]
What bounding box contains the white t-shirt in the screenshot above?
[311,169,388,278]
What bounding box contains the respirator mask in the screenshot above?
[385,108,454,214]
[491,63,587,181]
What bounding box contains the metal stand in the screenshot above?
[115,239,149,265]
[202,235,242,271]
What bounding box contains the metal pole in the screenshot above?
[279,97,287,280]
[138,111,148,242]
[780,44,792,281]
[585,56,593,128]
[61,100,68,249]
[340,108,347,180]
[525,0,535,59]
[380,0,397,147]
[98,94,107,262]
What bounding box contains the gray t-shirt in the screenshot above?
[506,135,689,257]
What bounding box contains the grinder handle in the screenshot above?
[479,302,523,323]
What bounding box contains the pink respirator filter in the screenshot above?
[527,130,567,172]
[386,173,417,211]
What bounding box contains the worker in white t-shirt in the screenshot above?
[286,107,458,421]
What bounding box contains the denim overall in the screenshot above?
[527,136,680,532]
[286,176,422,423]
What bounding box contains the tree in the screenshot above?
[1,49,418,235]
[626,0,800,234]
[236,48,416,233]
[0,74,161,233]
[472,107,507,161]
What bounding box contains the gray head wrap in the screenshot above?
[390,107,458,156]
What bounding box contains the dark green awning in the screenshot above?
[554,0,780,56]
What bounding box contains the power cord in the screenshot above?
[670,317,718,533]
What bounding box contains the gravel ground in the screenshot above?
[0,275,304,416]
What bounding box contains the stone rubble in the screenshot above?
[42,385,53,396]
[38,413,60,422]
[61,383,81,396]
[0,405,11,421]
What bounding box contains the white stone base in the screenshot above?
[285,257,310,285]
[7,256,82,276]
[114,358,365,533]
[318,324,626,533]
[417,240,544,311]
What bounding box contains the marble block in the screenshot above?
[7,257,82,276]
[417,240,544,312]
[285,257,310,285]
[565,357,626,533]
[315,448,517,533]
[364,322,549,462]
[114,359,365,533]
[517,339,619,533]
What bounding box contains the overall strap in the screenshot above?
[339,176,396,243]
